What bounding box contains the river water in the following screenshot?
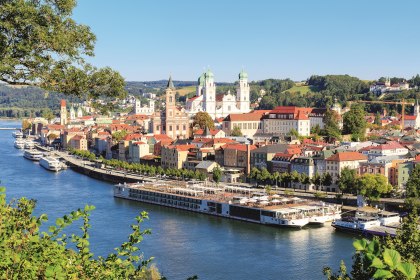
[0,120,355,280]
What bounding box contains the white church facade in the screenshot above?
[404,100,420,129]
[134,98,155,116]
[186,70,251,119]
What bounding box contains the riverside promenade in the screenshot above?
[34,145,406,210]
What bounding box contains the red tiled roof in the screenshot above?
[404,115,418,120]
[168,144,195,152]
[194,129,223,136]
[71,135,85,141]
[224,110,270,122]
[47,124,65,130]
[123,133,143,141]
[326,152,367,162]
[222,143,257,152]
[153,134,173,141]
[126,114,150,121]
[187,96,200,102]
[133,141,146,145]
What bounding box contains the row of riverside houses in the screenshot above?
[27,76,420,193]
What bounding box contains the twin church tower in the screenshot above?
[186,70,251,118]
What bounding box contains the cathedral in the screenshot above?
[186,70,251,119]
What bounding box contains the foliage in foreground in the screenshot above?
[324,209,419,280]
[0,187,161,279]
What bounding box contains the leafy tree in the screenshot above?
[288,128,300,138]
[0,187,161,279]
[193,112,215,129]
[257,168,271,185]
[343,104,367,137]
[323,109,342,141]
[311,124,322,135]
[231,126,243,137]
[112,130,128,143]
[272,172,280,187]
[21,119,32,132]
[212,167,222,185]
[42,109,55,123]
[0,0,126,99]
[47,133,59,143]
[405,165,420,208]
[337,167,357,194]
[323,173,333,190]
[356,174,391,200]
[374,112,382,126]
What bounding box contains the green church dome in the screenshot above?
[198,73,205,86]
[205,69,214,79]
[239,70,248,80]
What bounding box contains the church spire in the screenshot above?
[167,75,174,89]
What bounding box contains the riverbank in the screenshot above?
[35,145,406,211]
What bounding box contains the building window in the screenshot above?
[183,125,186,130]
[169,125,172,131]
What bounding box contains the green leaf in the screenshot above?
[382,249,401,269]
[353,239,367,251]
[396,263,417,279]
[372,269,393,279]
[367,239,380,255]
[56,218,64,226]
[370,257,386,269]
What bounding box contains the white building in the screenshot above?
[262,106,311,137]
[404,100,420,129]
[134,98,155,116]
[186,70,251,119]
[360,141,409,161]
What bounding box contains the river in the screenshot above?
[1,120,355,280]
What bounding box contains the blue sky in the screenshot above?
[73,0,420,82]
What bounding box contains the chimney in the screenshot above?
[383,108,387,117]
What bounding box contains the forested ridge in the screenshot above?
[2,74,420,118]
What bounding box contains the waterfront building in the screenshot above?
[251,144,302,169]
[68,135,88,151]
[215,143,256,174]
[128,141,151,163]
[325,151,368,188]
[267,153,296,174]
[62,128,86,149]
[118,133,144,161]
[161,144,195,169]
[152,77,190,140]
[186,70,251,119]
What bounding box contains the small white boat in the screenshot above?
[14,140,25,149]
[308,203,342,225]
[12,131,23,138]
[23,149,43,161]
[40,156,62,172]
[24,141,36,149]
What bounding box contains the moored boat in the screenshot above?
[331,207,400,237]
[24,141,36,149]
[23,149,43,161]
[14,140,25,149]
[114,181,342,229]
[40,156,62,172]
[12,131,23,138]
